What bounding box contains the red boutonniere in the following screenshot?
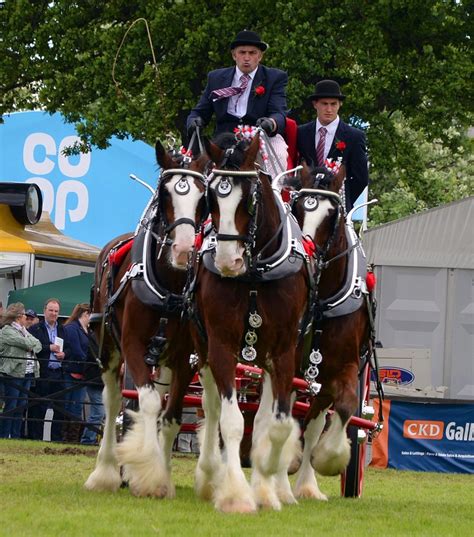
[335,140,346,151]
[255,85,265,97]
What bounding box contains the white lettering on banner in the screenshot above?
[23,133,56,175]
[23,134,91,230]
[55,180,89,229]
[58,136,91,177]
[446,422,474,442]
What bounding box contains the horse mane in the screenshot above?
[212,132,251,170]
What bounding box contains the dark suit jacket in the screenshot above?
[297,119,369,210]
[187,65,288,136]
[29,321,68,378]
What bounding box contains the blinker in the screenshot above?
[304,196,318,211]
[216,178,232,197]
[174,178,190,195]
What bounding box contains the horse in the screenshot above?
[288,163,373,500]
[84,140,209,497]
[187,132,310,513]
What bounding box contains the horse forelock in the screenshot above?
[213,133,250,170]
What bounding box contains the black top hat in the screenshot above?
[230,30,268,51]
[309,80,345,101]
[25,309,38,318]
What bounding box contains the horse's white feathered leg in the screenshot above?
[214,391,256,513]
[294,409,329,500]
[251,373,300,509]
[195,366,223,501]
[116,385,172,497]
[84,354,122,492]
[313,411,351,476]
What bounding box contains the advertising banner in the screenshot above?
[0,111,156,247]
[371,399,474,473]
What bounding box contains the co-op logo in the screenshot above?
[23,133,90,229]
[404,420,474,441]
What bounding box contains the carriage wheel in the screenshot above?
[341,360,370,498]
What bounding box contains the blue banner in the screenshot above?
[387,400,474,473]
[0,111,157,247]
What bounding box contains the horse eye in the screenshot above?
[174,178,190,195]
[216,178,232,198]
[304,196,318,211]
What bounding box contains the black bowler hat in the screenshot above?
[230,30,268,51]
[309,80,346,101]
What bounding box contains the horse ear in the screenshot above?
[155,140,175,170]
[333,164,346,193]
[203,137,224,166]
[242,133,260,169]
[300,160,313,188]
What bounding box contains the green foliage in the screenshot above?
[369,114,474,225]
[0,0,472,223]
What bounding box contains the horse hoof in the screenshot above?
[217,498,257,514]
[294,485,328,501]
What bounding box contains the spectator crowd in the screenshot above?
[0,298,104,444]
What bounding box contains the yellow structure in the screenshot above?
[0,203,100,307]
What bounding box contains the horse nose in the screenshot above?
[215,254,245,276]
[171,242,191,267]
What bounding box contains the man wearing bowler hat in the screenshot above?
[187,30,288,139]
[297,79,369,211]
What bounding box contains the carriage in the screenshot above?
[85,126,384,510]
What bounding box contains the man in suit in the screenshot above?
[28,298,68,441]
[187,30,287,139]
[297,80,369,211]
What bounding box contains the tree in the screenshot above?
[1,0,472,222]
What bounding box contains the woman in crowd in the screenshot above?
[80,331,104,445]
[62,303,90,441]
[0,303,42,438]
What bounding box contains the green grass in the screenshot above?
[0,439,473,537]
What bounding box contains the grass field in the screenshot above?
[0,439,472,537]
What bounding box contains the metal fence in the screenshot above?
[0,353,104,444]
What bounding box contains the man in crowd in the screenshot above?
[29,298,68,441]
[297,79,369,211]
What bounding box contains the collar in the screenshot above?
[234,66,258,81]
[316,116,340,137]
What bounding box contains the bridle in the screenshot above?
[157,168,208,233]
[207,168,261,250]
[291,187,346,272]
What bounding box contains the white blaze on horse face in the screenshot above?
[165,175,202,268]
[213,180,246,276]
[302,198,333,240]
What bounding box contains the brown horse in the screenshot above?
[289,164,373,500]
[188,133,310,512]
[84,141,209,497]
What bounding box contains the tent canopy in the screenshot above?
[7,272,94,317]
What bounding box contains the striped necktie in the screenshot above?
[316,126,327,166]
[211,74,251,102]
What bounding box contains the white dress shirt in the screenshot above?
[315,116,340,162]
[227,67,257,118]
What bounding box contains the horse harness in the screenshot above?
[291,187,381,398]
[185,165,313,364]
[93,165,207,367]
